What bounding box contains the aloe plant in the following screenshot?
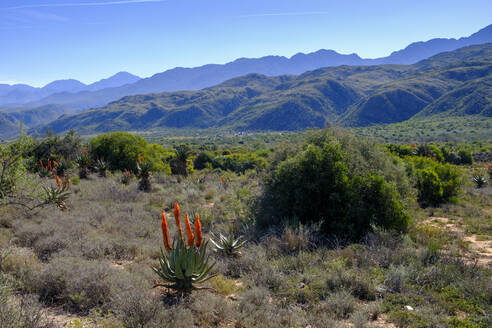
[137,160,153,192]
[43,176,71,210]
[153,208,215,295]
[210,233,247,256]
[95,159,109,177]
[153,239,215,293]
[76,151,91,179]
[472,174,487,188]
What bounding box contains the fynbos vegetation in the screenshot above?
[0,128,490,328]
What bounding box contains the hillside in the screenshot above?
[21,24,492,110]
[0,105,76,139]
[39,44,492,134]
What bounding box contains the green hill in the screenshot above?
[0,104,76,139]
[39,44,492,134]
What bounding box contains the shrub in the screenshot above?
[323,291,357,319]
[457,149,473,165]
[193,151,215,170]
[416,169,443,206]
[416,144,444,162]
[0,283,54,328]
[256,129,409,240]
[0,134,32,199]
[409,157,462,206]
[214,153,267,173]
[31,130,82,170]
[33,256,118,311]
[89,132,171,173]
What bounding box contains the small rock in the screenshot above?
[404,305,414,311]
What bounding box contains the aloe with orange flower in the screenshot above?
[153,204,215,294]
[42,174,71,210]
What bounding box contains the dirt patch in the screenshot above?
[45,307,93,328]
[463,234,492,266]
[109,259,133,269]
[369,314,397,328]
[425,217,491,266]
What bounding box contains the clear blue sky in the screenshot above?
[1,0,491,86]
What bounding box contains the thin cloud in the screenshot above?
[23,10,69,22]
[240,11,331,18]
[1,0,164,10]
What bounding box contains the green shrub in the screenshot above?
[193,151,215,170]
[89,132,172,173]
[416,169,443,206]
[31,130,82,170]
[457,149,473,165]
[0,134,32,200]
[256,129,409,240]
[416,144,444,162]
[408,156,462,206]
[214,153,267,173]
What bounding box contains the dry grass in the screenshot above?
[0,168,490,327]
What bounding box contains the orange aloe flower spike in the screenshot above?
[174,202,184,241]
[161,210,172,251]
[53,160,58,167]
[194,213,203,248]
[185,213,194,247]
[55,175,61,189]
[40,160,44,168]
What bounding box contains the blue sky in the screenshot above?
[1,0,491,86]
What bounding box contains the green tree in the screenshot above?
[256,130,409,240]
[89,132,172,173]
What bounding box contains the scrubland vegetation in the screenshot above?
[0,128,490,328]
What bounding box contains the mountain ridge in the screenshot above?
[3,24,491,110]
[34,44,492,136]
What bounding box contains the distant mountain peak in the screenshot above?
[3,24,492,110]
[84,71,141,92]
[41,79,86,93]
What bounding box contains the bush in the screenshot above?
[0,283,54,328]
[416,169,444,206]
[256,130,409,240]
[193,151,215,170]
[416,144,444,162]
[457,149,473,165]
[31,130,82,170]
[0,138,29,199]
[408,157,462,206]
[89,132,172,173]
[213,153,267,173]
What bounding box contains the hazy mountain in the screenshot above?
[37,44,492,135]
[0,104,77,139]
[372,24,492,64]
[84,72,141,91]
[42,79,86,94]
[0,72,140,107]
[22,24,492,110]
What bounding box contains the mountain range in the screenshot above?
[0,72,140,107]
[2,24,492,112]
[36,43,492,135]
[1,24,491,139]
